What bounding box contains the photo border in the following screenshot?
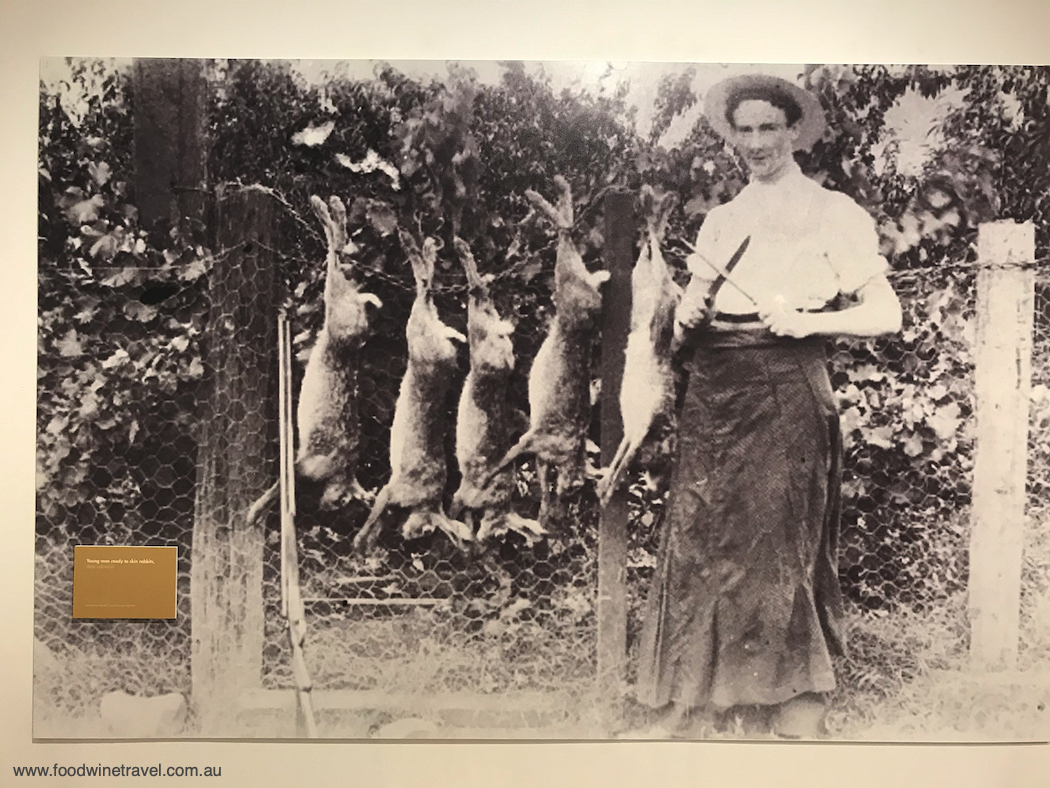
[4,1,1050,785]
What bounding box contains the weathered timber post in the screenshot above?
[969,220,1036,671]
[597,190,634,726]
[191,186,281,731]
[132,58,209,232]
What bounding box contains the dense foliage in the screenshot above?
[38,61,206,548]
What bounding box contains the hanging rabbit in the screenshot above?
[484,175,610,533]
[596,185,682,507]
[449,237,543,545]
[246,195,381,528]
[352,230,472,553]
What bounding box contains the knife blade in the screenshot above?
[687,235,759,307]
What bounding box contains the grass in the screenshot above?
[34,591,1050,740]
[33,636,192,738]
[829,600,1050,741]
[826,511,1050,741]
[32,508,1050,740]
[33,544,192,737]
[300,612,594,693]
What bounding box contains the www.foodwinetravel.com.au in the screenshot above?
[12,763,222,778]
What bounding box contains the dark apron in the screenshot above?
[635,269,846,710]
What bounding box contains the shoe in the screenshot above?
[719,704,775,739]
[615,702,691,739]
[771,693,827,739]
[615,722,682,740]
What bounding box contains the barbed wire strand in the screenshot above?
[251,237,559,296]
[43,228,1050,296]
[42,241,249,279]
[257,188,1050,297]
[43,170,1050,295]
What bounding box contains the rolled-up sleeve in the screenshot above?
[824,196,890,295]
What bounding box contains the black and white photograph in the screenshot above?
[32,56,1050,743]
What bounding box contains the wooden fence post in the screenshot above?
[969,220,1036,671]
[597,190,634,726]
[191,186,281,731]
[132,58,209,232]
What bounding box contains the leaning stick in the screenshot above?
[277,309,319,739]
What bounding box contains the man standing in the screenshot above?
[634,73,902,739]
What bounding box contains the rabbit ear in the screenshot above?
[640,187,676,241]
[588,271,613,292]
[443,325,467,344]
[589,269,611,289]
[524,189,565,228]
[452,236,471,258]
[518,204,540,229]
[398,228,421,256]
[398,229,428,290]
[422,237,441,269]
[453,236,484,291]
[410,236,440,290]
[652,191,677,239]
[310,195,335,248]
[358,292,383,309]
[553,175,574,226]
[638,184,656,219]
[327,196,350,253]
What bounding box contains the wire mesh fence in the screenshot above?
[249,203,602,723]
[33,190,1050,735]
[836,268,975,613]
[34,259,207,719]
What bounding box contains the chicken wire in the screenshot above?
[34,201,1049,729]
[255,229,602,719]
[258,246,983,714]
[35,272,205,714]
[836,268,976,612]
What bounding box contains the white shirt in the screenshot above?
[687,161,889,315]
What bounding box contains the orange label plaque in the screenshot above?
[72,546,178,619]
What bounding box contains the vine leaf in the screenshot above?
[54,330,83,357]
[88,161,112,186]
[291,120,335,147]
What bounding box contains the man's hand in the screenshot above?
[674,281,715,341]
[759,295,814,338]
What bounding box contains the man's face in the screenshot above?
[729,99,801,182]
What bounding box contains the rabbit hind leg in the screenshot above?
[353,485,393,553]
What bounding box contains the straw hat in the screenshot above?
[704,74,827,152]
